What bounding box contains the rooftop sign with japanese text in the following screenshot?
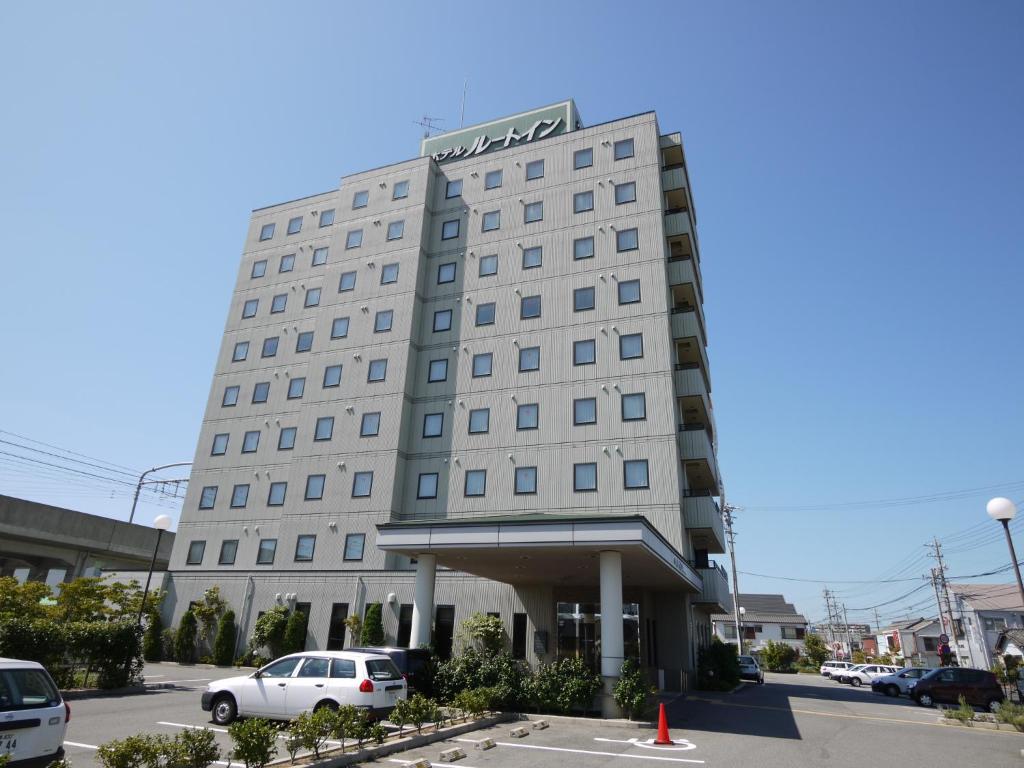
[420,100,580,164]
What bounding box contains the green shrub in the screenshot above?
[96,734,164,768]
[614,659,656,720]
[330,704,362,750]
[360,604,385,646]
[389,697,414,737]
[288,708,334,759]
[175,611,198,664]
[802,633,830,668]
[697,638,740,691]
[228,718,278,768]
[142,612,163,662]
[995,701,1024,731]
[435,649,529,710]
[212,611,236,666]
[456,613,505,655]
[530,657,602,715]
[944,695,975,725]
[169,727,221,768]
[452,686,494,720]
[0,756,10,768]
[282,610,307,655]
[283,732,304,764]
[249,606,289,659]
[760,640,798,672]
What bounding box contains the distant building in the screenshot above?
[711,593,808,653]
[949,583,1024,668]
[877,618,941,667]
[0,494,174,585]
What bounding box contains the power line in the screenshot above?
[741,480,1024,512]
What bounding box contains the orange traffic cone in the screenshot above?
[654,702,673,745]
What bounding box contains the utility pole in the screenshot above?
[823,589,837,658]
[128,461,192,524]
[927,538,956,638]
[723,505,742,651]
[842,603,855,656]
[929,568,946,633]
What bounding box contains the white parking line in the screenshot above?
[454,739,705,764]
[389,761,481,768]
[158,721,228,734]
[65,741,99,750]
[152,678,214,685]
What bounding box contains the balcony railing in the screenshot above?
[678,423,706,432]
[684,495,726,554]
[682,488,715,497]
[694,560,730,610]
[674,361,700,371]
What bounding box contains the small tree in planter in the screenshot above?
[212,610,237,666]
[360,604,385,646]
[228,718,278,768]
[614,659,656,720]
[282,609,307,654]
[760,640,797,672]
[288,708,335,759]
[249,605,289,659]
[142,611,163,662]
[175,611,198,664]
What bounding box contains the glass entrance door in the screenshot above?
[556,602,641,670]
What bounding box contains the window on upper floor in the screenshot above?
[445,179,463,198]
[475,302,495,326]
[344,533,365,561]
[624,459,649,489]
[423,412,443,438]
[433,309,452,332]
[520,295,541,319]
[242,430,260,453]
[271,294,287,313]
[295,534,316,561]
[259,223,275,241]
[230,484,250,508]
[518,346,540,372]
[524,201,543,223]
[617,228,639,252]
[331,317,350,339]
[573,397,597,425]
[252,259,267,278]
[525,159,544,180]
[482,210,500,232]
[323,364,342,388]
[232,342,249,362]
[242,299,258,319]
[287,377,305,399]
[186,540,206,565]
[465,469,487,497]
[222,385,240,407]
[573,236,594,260]
[374,309,393,333]
[381,263,399,284]
[256,538,277,565]
[295,331,314,353]
[311,247,328,267]
[304,287,321,308]
[352,471,373,497]
[515,466,538,494]
[267,482,287,506]
[614,138,635,160]
[304,474,325,501]
[485,169,503,189]
[253,381,270,403]
[199,486,217,510]
[367,359,387,382]
[573,339,596,366]
[211,433,229,455]
[618,279,641,304]
[522,245,542,269]
[319,209,335,227]
[393,180,409,199]
[417,473,439,499]
[278,427,297,450]
[441,219,460,240]
[574,463,597,492]
[615,182,637,205]
[573,286,595,312]
[479,254,498,276]
[339,271,357,292]
[472,352,492,377]
[287,216,302,235]
[346,229,363,249]
[314,416,334,441]
[387,220,405,240]
[438,262,456,284]
[352,190,369,209]
[361,412,381,437]
[574,148,593,170]
[619,333,644,360]
[469,408,490,434]
[573,190,594,214]
[516,403,539,430]
[279,253,295,272]
[428,358,448,383]
[218,539,238,566]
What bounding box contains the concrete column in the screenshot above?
[600,550,624,717]
[410,554,436,649]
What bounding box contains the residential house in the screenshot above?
[877,618,941,667]
[949,583,1024,668]
[711,593,808,653]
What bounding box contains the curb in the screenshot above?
[62,682,185,700]
[936,718,1023,733]
[520,712,654,730]
[144,662,257,671]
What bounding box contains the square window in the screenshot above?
[261,337,279,358]
[296,331,314,352]
[339,271,357,292]
[482,210,500,231]
[437,262,457,284]
[232,342,249,362]
[346,229,363,249]
[230,484,249,508]
[304,287,321,308]
[573,236,595,260]
[242,299,258,319]
[472,352,492,377]
[305,474,326,500]
[574,398,597,425]
[352,190,369,209]
[574,286,595,312]
[361,412,381,437]
[253,381,270,403]
[446,179,463,198]
[428,358,448,382]
[617,228,639,252]
[574,463,597,492]
[199,486,217,509]
[520,295,541,319]
[573,190,594,214]
[211,433,229,455]
[485,169,503,189]
[280,253,295,273]
[524,201,543,223]
[624,459,649,489]
[295,534,316,561]
[516,403,539,430]
[381,263,399,284]
[620,333,644,359]
[312,246,328,266]
[331,317,350,339]
[573,339,596,366]
[314,416,334,441]
[417,473,438,499]
[518,346,540,372]
[186,540,206,565]
[287,216,302,235]
[515,466,537,494]
[522,246,542,269]
[393,180,409,199]
[288,377,305,399]
[268,482,287,506]
[256,539,277,565]
[344,533,365,561]
[465,469,487,497]
[278,426,297,450]
[319,209,335,227]
[222,385,240,407]
[367,359,387,382]
[526,159,544,180]
[479,254,498,276]
[242,430,260,453]
[387,220,405,240]
[271,294,287,313]
[614,138,635,160]
[441,219,460,240]
[574,148,593,170]
[615,182,637,205]
[618,279,641,304]
[352,471,373,497]
[251,259,267,278]
[259,223,275,241]
[375,309,394,333]
[433,309,452,332]
[323,364,342,388]
[469,408,490,433]
[423,412,443,438]
[476,302,495,326]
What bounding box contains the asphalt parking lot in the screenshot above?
[64,666,1024,768]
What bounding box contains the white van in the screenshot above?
[0,658,69,768]
[819,660,855,678]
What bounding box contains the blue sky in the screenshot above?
[1,1,1021,627]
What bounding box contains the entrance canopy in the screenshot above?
[376,514,702,592]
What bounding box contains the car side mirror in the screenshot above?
[252,670,262,679]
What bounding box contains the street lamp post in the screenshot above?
[988,497,1024,611]
[136,514,172,627]
[739,606,746,652]
[128,462,193,524]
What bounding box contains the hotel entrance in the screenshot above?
[557,602,641,670]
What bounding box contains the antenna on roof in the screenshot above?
[460,79,468,127]
[414,116,444,138]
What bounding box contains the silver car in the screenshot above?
[871,667,934,697]
[738,655,764,684]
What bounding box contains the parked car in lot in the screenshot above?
[911,667,1004,712]
[871,667,934,697]
[201,651,407,725]
[347,647,433,695]
[820,661,856,678]
[0,658,69,768]
[738,655,764,684]
[831,664,868,683]
[842,664,900,687]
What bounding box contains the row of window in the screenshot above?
[197,458,651,514]
[185,532,365,566]
[258,210,337,243]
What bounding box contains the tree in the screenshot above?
[213,610,237,666]
[282,609,307,654]
[0,577,52,621]
[613,659,657,720]
[343,614,362,648]
[802,633,830,668]
[192,587,228,644]
[456,613,505,655]
[360,604,385,646]
[143,611,164,662]
[760,640,798,672]
[175,610,198,663]
[250,606,289,658]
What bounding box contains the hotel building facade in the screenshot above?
[165,100,727,708]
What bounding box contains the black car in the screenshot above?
[911,667,1004,712]
[347,647,433,694]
